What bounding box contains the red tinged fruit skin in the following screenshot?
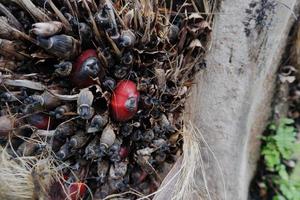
[119,146,129,159]
[71,49,100,88]
[111,80,139,121]
[63,174,69,181]
[138,170,148,183]
[69,182,87,200]
[27,114,51,129]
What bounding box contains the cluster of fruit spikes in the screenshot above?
[0,0,211,199]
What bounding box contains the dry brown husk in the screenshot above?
[0,115,15,136]
[0,145,65,200]
[11,0,51,22]
[152,123,226,200]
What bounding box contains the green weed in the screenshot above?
[261,118,300,200]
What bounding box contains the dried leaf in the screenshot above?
[4,79,46,91]
[155,68,166,91]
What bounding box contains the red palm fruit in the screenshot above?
[27,114,51,130]
[119,146,129,159]
[69,182,87,200]
[71,49,100,88]
[110,80,139,121]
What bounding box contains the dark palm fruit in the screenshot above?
[168,24,179,43]
[152,139,167,149]
[100,125,116,148]
[50,138,65,152]
[120,124,133,137]
[150,108,162,119]
[95,5,110,29]
[25,90,61,110]
[102,77,116,91]
[78,23,93,49]
[159,142,170,153]
[131,129,142,141]
[121,52,133,65]
[110,80,139,122]
[108,143,121,163]
[155,151,167,163]
[119,30,136,47]
[64,13,78,28]
[84,136,100,160]
[71,49,101,88]
[102,48,115,68]
[37,34,80,59]
[141,95,153,109]
[41,90,62,109]
[87,114,108,133]
[109,178,127,192]
[94,184,109,199]
[52,105,71,119]
[95,3,119,37]
[78,22,92,40]
[56,142,70,160]
[99,143,108,158]
[95,13,110,29]
[77,89,94,120]
[109,161,128,179]
[141,130,154,143]
[0,91,21,102]
[160,114,175,133]
[113,65,128,79]
[137,78,151,92]
[69,131,89,149]
[24,95,44,108]
[55,121,76,138]
[27,114,51,130]
[54,61,73,76]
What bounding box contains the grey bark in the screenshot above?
[154,0,299,199]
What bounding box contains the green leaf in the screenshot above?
[273,122,296,160]
[269,123,277,131]
[292,143,300,158]
[262,146,281,170]
[280,118,294,125]
[278,165,289,181]
[260,118,300,200]
[279,182,292,199]
[273,195,286,200]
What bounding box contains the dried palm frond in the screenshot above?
[0,16,36,44]
[10,0,51,22]
[0,3,24,31]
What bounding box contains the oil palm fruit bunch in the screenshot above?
[0,0,211,199]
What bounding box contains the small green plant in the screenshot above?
[261,118,300,200]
